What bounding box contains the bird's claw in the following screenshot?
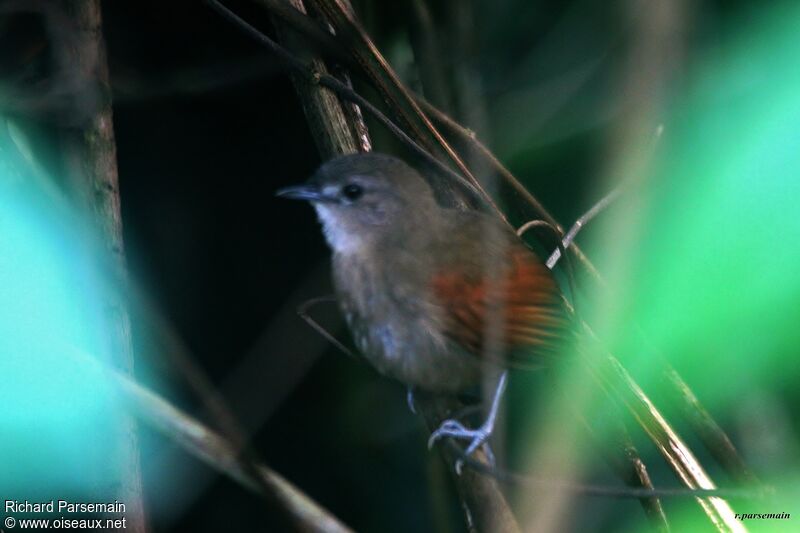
[406,388,417,414]
[428,418,496,475]
[427,419,469,448]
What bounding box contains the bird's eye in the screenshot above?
[341,183,364,201]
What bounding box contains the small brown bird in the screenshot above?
[278,153,567,461]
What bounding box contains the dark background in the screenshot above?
[0,1,765,531]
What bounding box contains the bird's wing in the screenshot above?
[430,246,567,369]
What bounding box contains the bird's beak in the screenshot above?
[275,184,332,203]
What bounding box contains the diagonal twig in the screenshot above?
[579,325,744,532]
[66,346,354,533]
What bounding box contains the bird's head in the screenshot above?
[277,153,438,254]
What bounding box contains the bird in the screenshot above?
[277,152,568,464]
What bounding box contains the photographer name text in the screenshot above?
[5,500,125,514]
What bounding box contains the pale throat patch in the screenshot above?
[314,204,363,254]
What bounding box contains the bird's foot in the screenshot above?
[426,371,508,475]
[428,418,496,475]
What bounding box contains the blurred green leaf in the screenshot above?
[594,0,800,402]
[0,119,122,497]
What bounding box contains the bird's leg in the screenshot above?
[428,371,508,474]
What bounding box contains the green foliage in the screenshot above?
[0,120,121,497]
[598,0,800,399]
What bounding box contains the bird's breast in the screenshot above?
[333,253,481,393]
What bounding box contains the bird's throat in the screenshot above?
[314,204,365,254]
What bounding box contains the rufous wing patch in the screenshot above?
[431,249,566,368]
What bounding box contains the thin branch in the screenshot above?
[297,295,358,359]
[455,451,767,500]
[576,405,669,531]
[662,368,760,487]
[546,184,624,269]
[546,126,662,268]
[66,346,354,533]
[579,326,745,533]
[517,217,580,323]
